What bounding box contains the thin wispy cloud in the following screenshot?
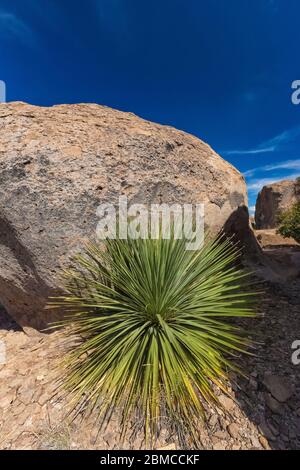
[0,11,34,45]
[263,126,300,148]
[222,125,300,157]
[223,147,275,156]
[263,159,300,172]
[244,158,300,177]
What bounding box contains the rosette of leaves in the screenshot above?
[50,233,256,445]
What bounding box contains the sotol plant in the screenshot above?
[51,234,256,444]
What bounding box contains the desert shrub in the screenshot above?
[277,203,300,244]
[50,234,256,445]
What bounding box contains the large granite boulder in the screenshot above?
[0,102,250,330]
[255,179,300,229]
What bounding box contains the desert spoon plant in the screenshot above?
[50,233,257,446]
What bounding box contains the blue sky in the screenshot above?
[1,0,300,212]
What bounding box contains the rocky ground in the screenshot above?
[255,229,300,248]
[0,252,299,450]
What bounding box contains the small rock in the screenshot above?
[209,414,218,427]
[263,374,294,403]
[213,430,228,440]
[227,423,239,439]
[251,435,261,448]
[158,443,176,450]
[213,441,227,450]
[231,444,241,450]
[218,395,235,412]
[259,435,270,450]
[265,393,284,414]
[220,419,230,431]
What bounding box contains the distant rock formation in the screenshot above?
[0,102,252,330]
[255,178,300,229]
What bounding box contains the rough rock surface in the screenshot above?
[255,179,300,229]
[0,102,250,330]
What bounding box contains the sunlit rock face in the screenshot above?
[0,102,249,329]
[255,179,300,229]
